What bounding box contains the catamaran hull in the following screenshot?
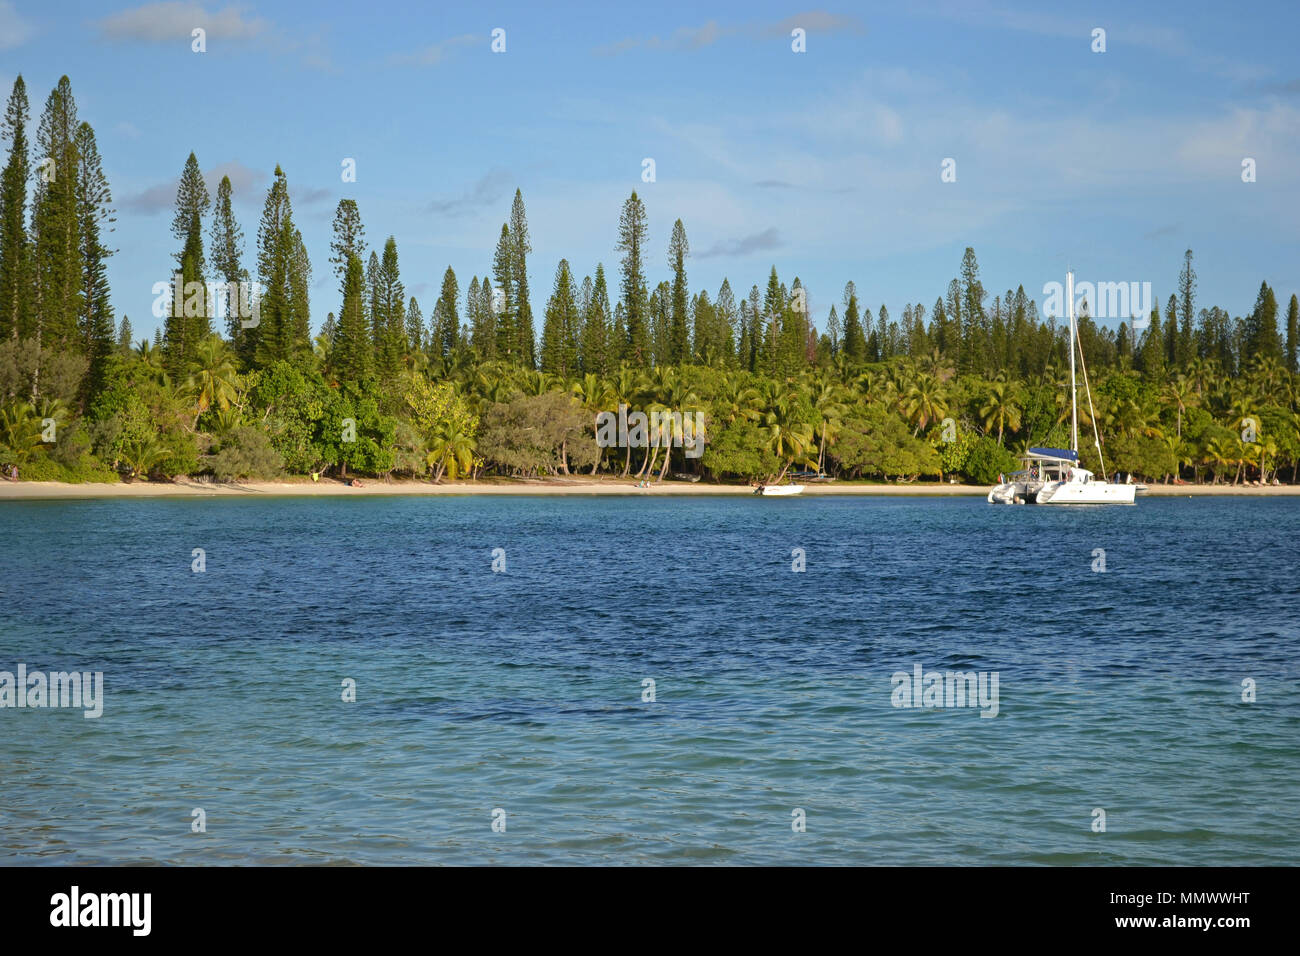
[989,480,1135,504]
[1037,482,1136,504]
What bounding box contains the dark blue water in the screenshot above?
[1,495,1297,864]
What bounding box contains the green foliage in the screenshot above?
[961,435,1018,484]
[929,424,975,477]
[833,407,941,480]
[207,425,283,481]
[0,95,1298,490]
[477,392,590,476]
[702,418,780,479]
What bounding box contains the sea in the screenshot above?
[1,495,1296,864]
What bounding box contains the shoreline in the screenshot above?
[2,478,1299,500]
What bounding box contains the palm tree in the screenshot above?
[1204,435,1236,484]
[918,347,955,382]
[119,434,171,480]
[979,377,1023,445]
[569,373,610,474]
[186,336,239,418]
[426,419,476,481]
[902,373,948,437]
[520,369,558,396]
[647,370,703,481]
[757,389,816,483]
[209,406,243,438]
[135,340,171,386]
[1162,375,1195,440]
[1249,355,1286,405]
[808,379,848,473]
[714,375,762,427]
[1161,433,1192,483]
[0,402,43,466]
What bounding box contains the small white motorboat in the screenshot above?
[756,483,805,496]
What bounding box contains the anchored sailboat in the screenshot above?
[988,271,1137,505]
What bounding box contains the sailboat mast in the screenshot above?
[1067,270,1078,454]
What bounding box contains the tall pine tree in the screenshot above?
[74,121,115,406]
[331,252,370,384]
[509,189,535,368]
[616,191,649,366]
[0,75,30,341]
[432,266,459,359]
[209,174,247,350]
[667,218,690,364]
[166,151,210,372]
[31,76,82,394]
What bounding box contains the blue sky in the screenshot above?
[1,0,1297,339]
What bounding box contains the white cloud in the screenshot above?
[0,0,35,50]
[123,159,267,212]
[389,33,478,67]
[596,11,865,55]
[95,2,269,43]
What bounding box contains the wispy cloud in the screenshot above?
[698,227,782,259]
[123,159,267,213]
[596,11,865,55]
[0,0,35,50]
[390,33,479,67]
[203,160,266,199]
[1257,78,1300,96]
[909,0,1269,84]
[427,169,513,217]
[761,11,869,37]
[94,2,268,43]
[91,3,337,71]
[292,185,332,207]
[1143,224,1180,240]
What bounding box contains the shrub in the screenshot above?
[207,426,284,481]
[961,435,1018,484]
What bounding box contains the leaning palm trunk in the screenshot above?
[657,443,672,482]
[640,446,658,478]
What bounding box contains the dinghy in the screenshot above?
[755,483,805,496]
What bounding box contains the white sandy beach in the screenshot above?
[1,478,1297,499]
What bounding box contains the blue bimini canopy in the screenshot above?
[1027,447,1078,462]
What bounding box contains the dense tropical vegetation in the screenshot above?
[2,74,1299,486]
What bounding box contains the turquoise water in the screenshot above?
[1,495,1297,865]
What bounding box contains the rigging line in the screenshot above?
[1075,324,1108,481]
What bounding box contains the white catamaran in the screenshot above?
[988,271,1137,506]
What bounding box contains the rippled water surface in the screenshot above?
[1,495,1297,864]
